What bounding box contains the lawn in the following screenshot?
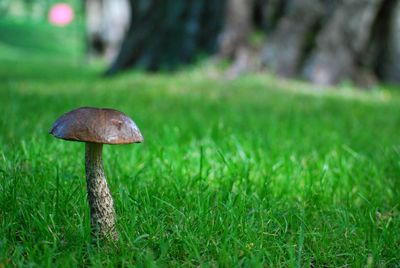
[1,18,400,267]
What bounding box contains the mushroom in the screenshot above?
[50,107,143,240]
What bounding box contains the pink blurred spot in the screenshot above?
[48,3,74,26]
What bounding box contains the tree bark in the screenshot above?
[85,0,131,63]
[377,0,400,83]
[258,0,291,33]
[218,0,254,59]
[98,0,400,87]
[304,0,384,85]
[261,0,324,78]
[106,0,225,75]
[217,0,255,78]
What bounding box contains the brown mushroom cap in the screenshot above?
[50,107,143,144]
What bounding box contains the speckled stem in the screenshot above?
[85,142,118,241]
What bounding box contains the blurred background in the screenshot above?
[2,0,400,87]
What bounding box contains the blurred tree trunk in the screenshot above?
[258,0,291,33]
[304,0,384,85]
[375,0,400,83]
[85,0,131,63]
[262,0,324,78]
[218,0,254,59]
[101,0,400,86]
[217,0,254,78]
[261,0,400,86]
[105,0,225,75]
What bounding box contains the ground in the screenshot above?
[0,18,400,267]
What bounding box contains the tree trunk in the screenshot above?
[218,0,254,59]
[304,0,384,85]
[99,0,400,87]
[261,0,324,78]
[85,0,131,63]
[377,0,400,83]
[217,0,255,78]
[258,0,291,33]
[105,0,225,75]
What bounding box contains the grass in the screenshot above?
[1,17,400,267]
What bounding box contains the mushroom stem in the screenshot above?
[85,142,118,240]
